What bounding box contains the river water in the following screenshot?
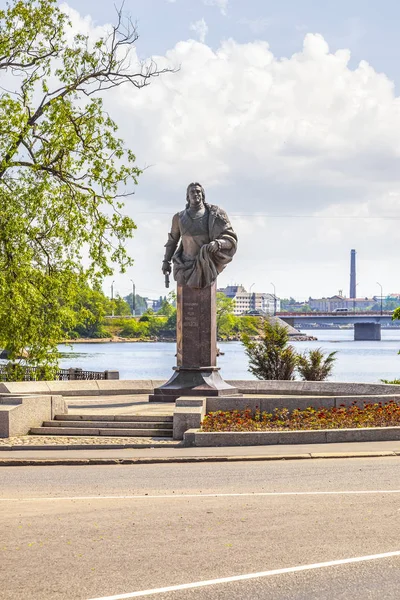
[58,329,400,383]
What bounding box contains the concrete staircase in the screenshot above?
[30,414,173,438]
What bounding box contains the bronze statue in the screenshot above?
[162,183,238,288]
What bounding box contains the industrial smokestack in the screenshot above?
[350,249,356,299]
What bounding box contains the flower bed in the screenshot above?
[201,402,400,432]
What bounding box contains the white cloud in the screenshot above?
[189,18,208,43]
[62,7,400,299]
[203,0,228,16]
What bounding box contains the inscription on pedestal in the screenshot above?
[177,283,217,368]
[183,302,199,328]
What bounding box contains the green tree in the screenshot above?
[242,320,298,380]
[216,292,235,334]
[110,295,131,316]
[297,348,337,381]
[66,284,110,339]
[157,297,175,318]
[0,0,171,365]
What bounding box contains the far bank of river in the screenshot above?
[58,329,400,384]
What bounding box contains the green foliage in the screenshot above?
[242,320,298,380]
[119,320,149,339]
[157,296,176,318]
[65,283,110,339]
[0,0,171,366]
[216,292,235,328]
[110,296,131,316]
[393,307,400,321]
[297,348,338,381]
[381,379,400,385]
[0,362,58,381]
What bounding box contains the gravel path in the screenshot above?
[0,435,179,447]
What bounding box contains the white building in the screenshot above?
[218,285,280,316]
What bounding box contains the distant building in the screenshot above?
[218,285,280,316]
[309,295,374,312]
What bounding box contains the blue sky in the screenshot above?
[3,0,400,301]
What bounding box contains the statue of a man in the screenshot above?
[162,183,238,289]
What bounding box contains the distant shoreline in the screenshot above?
[60,334,317,344]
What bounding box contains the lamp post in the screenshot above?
[271,282,276,316]
[130,279,135,316]
[377,282,383,316]
[111,280,115,317]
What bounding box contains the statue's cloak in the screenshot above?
[173,204,237,289]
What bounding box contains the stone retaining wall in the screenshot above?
[1,379,400,397]
[0,395,67,438]
[184,427,400,447]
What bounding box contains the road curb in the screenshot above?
[0,451,398,466]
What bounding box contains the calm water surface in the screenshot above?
[58,329,400,383]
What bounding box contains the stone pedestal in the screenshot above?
[149,283,239,402]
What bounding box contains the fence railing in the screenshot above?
[0,365,119,382]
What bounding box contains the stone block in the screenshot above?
[1,395,56,437]
[0,381,52,395]
[183,428,198,447]
[51,395,67,418]
[173,398,206,440]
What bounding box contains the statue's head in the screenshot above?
[186,182,205,209]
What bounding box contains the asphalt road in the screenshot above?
[2,458,400,599]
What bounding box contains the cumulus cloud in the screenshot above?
[189,18,208,43]
[62,6,400,299]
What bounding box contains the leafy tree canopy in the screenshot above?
[0,0,172,364]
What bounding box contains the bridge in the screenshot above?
[279,312,398,340]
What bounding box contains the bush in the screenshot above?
[297,348,337,381]
[242,320,298,380]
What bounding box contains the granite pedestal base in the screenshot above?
[149,367,240,403]
[150,283,237,403]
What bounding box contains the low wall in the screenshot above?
[184,427,400,447]
[206,394,400,414]
[172,393,400,440]
[1,379,400,397]
[0,395,67,438]
[0,380,167,396]
[228,380,400,396]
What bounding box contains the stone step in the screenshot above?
[42,420,172,430]
[55,414,173,422]
[30,427,173,437]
